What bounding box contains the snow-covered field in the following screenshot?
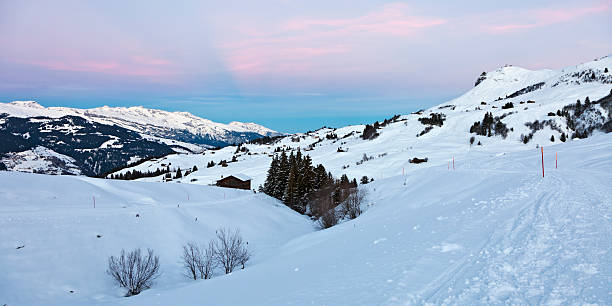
[0,175,314,305]
[2,133,611,305]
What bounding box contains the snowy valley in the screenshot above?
[1,55,612,305]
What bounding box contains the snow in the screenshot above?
[0,146,81,175]
[1,134,611,305]
[1,55,612,305]
[109,55,612,191]
[230,173,252,181]
[0,101,280,146]
[0,173,313,305]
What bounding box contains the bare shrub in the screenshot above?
[317,196,339,229]
[213,228,251,274]
[341,189,366,220]
[197,241,217,279]
[107,248,160,296]
[182,242,201,280]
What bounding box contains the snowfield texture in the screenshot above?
[1,134,611,305]
[0,174,313,305]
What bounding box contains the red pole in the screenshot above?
[541,147,544,178]
[452,156,455,170]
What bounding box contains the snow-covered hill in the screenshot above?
[0,172,313,305]
[2,133,611,305]
[0,101,281,147]
[113,55,612,188]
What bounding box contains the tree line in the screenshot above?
[261,150,363,228]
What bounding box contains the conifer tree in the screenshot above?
[275,151,290,199]
[262,155,279,195]
[283,152,298,208]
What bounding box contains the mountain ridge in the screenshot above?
[0,101,281,147]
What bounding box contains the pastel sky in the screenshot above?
[1,0,611,132]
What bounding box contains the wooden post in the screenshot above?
[541,147,544,178]
[452,156,455,170]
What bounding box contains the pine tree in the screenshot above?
[314,164,329,189]
[175,168,182,179]
[283,152,299,208]
[297,155,315,211]
[192,165,198,172]
[275,151,289,200]
[263,155,279,196]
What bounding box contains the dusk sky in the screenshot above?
[1,0,611,132]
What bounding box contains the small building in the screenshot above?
[216,174,251,190]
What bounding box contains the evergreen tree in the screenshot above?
[283,152,298,208]
[262,155,279,195]
[297,155,315,211]
[192,165,198,172]
[175,168,182,179]
[275,151,289,199]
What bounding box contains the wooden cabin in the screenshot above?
[215,174,251,190]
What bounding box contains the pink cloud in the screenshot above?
[283,3,446,36]
[221,3,446,76]
[26,56,176,79]
[489,3,610,33]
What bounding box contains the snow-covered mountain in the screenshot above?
[0,101,281,147]
[111,55,612,188]
[1,55,612,305]
[2,132,611,305]
[0,102,281,175]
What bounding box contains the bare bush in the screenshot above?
[341,189,366,220]
[319,209,338,229]
[213,228,251,274]
[317,196,339,229]
[107,248,160,296]
[197,241,217,279]
[182,242,201,280]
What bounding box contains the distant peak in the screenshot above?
[9,101,44,108]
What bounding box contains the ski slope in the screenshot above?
[2,134,611,305]
[103,134,612,305]
[0,174,314,305]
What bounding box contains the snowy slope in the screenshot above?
[0,174,313,305]
[0,101,281,147]
[2,133,610,305]
[0,146,81,175]
[111,55,612,188]
[103,134,612,305]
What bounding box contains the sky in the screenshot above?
[1,0,611,133]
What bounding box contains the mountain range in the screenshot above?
[0,102,281,175]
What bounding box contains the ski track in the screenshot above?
[402,166,612,305]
